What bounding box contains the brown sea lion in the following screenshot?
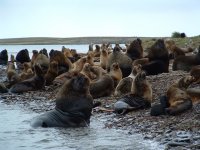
[32,53,50,73]
[90,74,114,99]
[31,72,93,128]
[109,62,122,88]
[114,64,142,97]
[100,48,108,70]
[10,64,45,93]
[45,61,59,86]
[114,71,152,114]
[80,63,96,81]
[151,76,194,116]
[173,46,200,72]
[49,50,73,74]
[72,57,87,72]
[6,62,20,86]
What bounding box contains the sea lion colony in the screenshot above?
[0,38,200,128]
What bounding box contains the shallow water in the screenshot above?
[0,101,163,150]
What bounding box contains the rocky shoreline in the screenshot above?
[0,65,200,150]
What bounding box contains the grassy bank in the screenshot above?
[0,36,200,50]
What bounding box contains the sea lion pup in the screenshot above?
[45,61,58,86]
[151,76,194,116]
[49,50,73,74]
[31,73,94,128]
[109,62,122,88]
[126,38,143,61]
[10,64,45,93]
[173,45,200,72]
[114,71,152,115]
[142,39,169,75]
[32,53,50,73]
[0,49,8,65]
[6,62,20,86]
[107,45,132,78]
[114,64,142,97]
[90,74,114,99]
[100,48,108,70]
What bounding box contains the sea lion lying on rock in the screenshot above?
[151,75,194,116]
[31,72,94,128]
[114,71,152,114]
[10,64,45,93]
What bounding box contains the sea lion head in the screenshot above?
[70,73,90,93]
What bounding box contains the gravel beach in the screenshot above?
[1,64,200,150]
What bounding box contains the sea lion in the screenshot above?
[126,38,143,61]
[114,64,142,97]
[72,57,87,72]
[39,48,48,57]
[0,49,8,65]
[142,39,169,75]
[80,63,96,81]
[10,64,45,93]
[49,50,73,74]
[107,45,132,78]
[6,62,20,86]
[0,83,8,93]
[31,73,93,128]
[32,53,50,73]
[16,49,30,64]
[114,71,152,114]
[109,62,122,88]
[90,74,114,99]
[100,48,108,70]
[45,61,58,86]
[173,45,200,72]
[151,75,194,116]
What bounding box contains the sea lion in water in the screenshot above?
[10,64,45,93]
[114,71,152,114]
[31,73,93,128]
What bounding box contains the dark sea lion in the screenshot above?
[172,45,200,71]
[10,64,45,93]
[0,83,8,93]
[31,73,93,128]
[143,39,169,75]
[0,49,8,65]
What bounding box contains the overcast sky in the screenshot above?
[0,0,200,38]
